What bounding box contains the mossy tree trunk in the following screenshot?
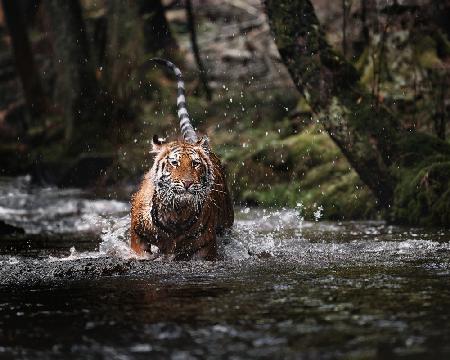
[265,0,450,226]
[44,0,106,154]
[265,0,396,208]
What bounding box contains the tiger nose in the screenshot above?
[182,180,193,190]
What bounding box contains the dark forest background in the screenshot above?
[0,0,449,226]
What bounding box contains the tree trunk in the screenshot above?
[265,0,450,226]
[186,0,212,101]
[138,0,176,54]
[265,0,396,208]
[43,0,104,153]
[105,0,142,89]
[1,0,47,118]
[434,74,447,141]
[342,0,348,57]
[361,0,370,45]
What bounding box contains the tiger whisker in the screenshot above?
[211,181,225,187]
[210,188,227,194]
[208,197,221,210]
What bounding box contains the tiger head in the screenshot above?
[150,135,214,208]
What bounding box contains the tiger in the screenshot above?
[130,58,234,260]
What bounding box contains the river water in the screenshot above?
[0,176,449,359]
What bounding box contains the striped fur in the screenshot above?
[149,58,198,143]
[131,59,233,260]
[130,138,234,260]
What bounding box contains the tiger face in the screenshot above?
[151,135,214,208]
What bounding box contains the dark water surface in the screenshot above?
[1,177,450,359]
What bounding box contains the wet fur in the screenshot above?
[130,139,234,260]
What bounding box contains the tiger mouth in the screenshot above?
[173,188,197,195]
[172,185,206,196]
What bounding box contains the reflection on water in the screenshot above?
[0,177,450,359]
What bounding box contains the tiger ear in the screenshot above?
[197,135,210,154]
[151,135,166,153]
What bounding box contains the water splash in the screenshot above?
[313,205,323,221]
[1,178,449,267]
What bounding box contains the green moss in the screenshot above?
[297,96,312,113]
[356,47,375,87]
[241,182,303,208]
[300,172,378,220]
[393,161,450,226]
[221,120,378,220]
[414,35,441,69]
[396,132,450,166]
[389,131,450,226]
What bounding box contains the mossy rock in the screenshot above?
[228,123,378,220]
[300,172,379,220]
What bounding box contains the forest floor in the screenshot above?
[0,0,382,221]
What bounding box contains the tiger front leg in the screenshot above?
[130,230,148,256]
[191,228,217,261]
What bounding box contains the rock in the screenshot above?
[0,220,25,235]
